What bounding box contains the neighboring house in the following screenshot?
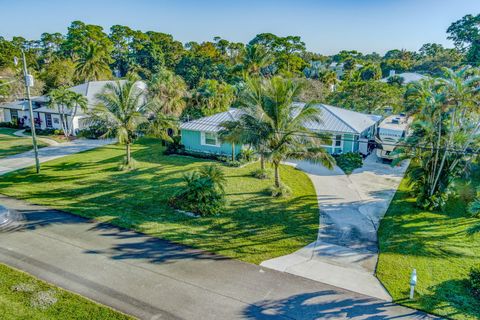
[380,71,426,85]
[179,104,381,157]
[0,80,131,134]
[328,62,363,78]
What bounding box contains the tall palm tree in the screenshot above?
[67,92,88,136]
[430,67,480,196]
[218,120,244,161]
[90,80,149,168]
[230,76,335,190]
[147,68,187,117]
[75,43,113,82]
[396,68,480,208]
[242,44,273,76]
[48,87,72,137]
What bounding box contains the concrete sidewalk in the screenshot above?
[0,196,433,320]
[262,154,408,301]
[0,138,114,175]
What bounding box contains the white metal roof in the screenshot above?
[0,96,48,111]
[69,80,128,109]
[180,109,244,132]
[181,104,381,135]
[380,72,426,84]
[300,103,380,134]
[0,80,142,116]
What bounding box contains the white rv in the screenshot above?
[375,114,410,161]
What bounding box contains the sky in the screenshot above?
[0,0,479,55]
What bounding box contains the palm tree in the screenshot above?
[75,43,113,82]
[67,92,88,136]
[48,87,72,137]
[198,165,226,192]
[236,76,335,190]
[396,67,480,209]
[430,67,480,196]
[90,80,149,168]
[242,44,273,75]
[319,70,339,91]
[218,120,244,161]
[148,68,187,117]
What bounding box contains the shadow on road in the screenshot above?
[244,291,433,319]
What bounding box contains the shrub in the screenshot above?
[224,160,241,167]
[237,149,256,162]
[468,188,480,218]
[268,183,292,197]
[469,266,480,298]
[0,120,19,129]
[457,183,476,204]
[169,165,226,216]
[118,157,137,171]
[252,168,271,179]
[164,135,185,155]
[335,152,363,174]
[24,128,58,136]
[77,125,106,139]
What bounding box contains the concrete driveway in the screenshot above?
[0,195,433,320]
[262,154,409,300]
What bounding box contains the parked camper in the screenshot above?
[375,114,410,161]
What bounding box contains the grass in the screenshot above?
[0,137,319,264]
[24,130,70,143]
[0,127,47,158]
[377,176,480,319]
[0,263,132,319]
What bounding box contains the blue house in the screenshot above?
[180,104,381,157]
[180,109,244,156]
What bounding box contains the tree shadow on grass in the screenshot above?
[378,189,478,259]
[0,153,320,263]
[243,290,433,319]
[0,144,39,158]
[395,279,480,320]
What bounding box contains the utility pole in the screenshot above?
[20,49,40,173]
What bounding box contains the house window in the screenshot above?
[203,132,218,146]
[53,118,60,125]
[334,134,342,147]
[45,113,53,128]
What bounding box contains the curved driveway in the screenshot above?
[262,154,409,300]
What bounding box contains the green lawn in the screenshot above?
[0,127,47,158]
[0,137,319,264]
[377,177,480,319]
[0,263,132,319]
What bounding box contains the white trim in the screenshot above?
[200,131,221,147]
[333,134,343,149]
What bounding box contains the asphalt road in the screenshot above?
[0,195,435,320]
